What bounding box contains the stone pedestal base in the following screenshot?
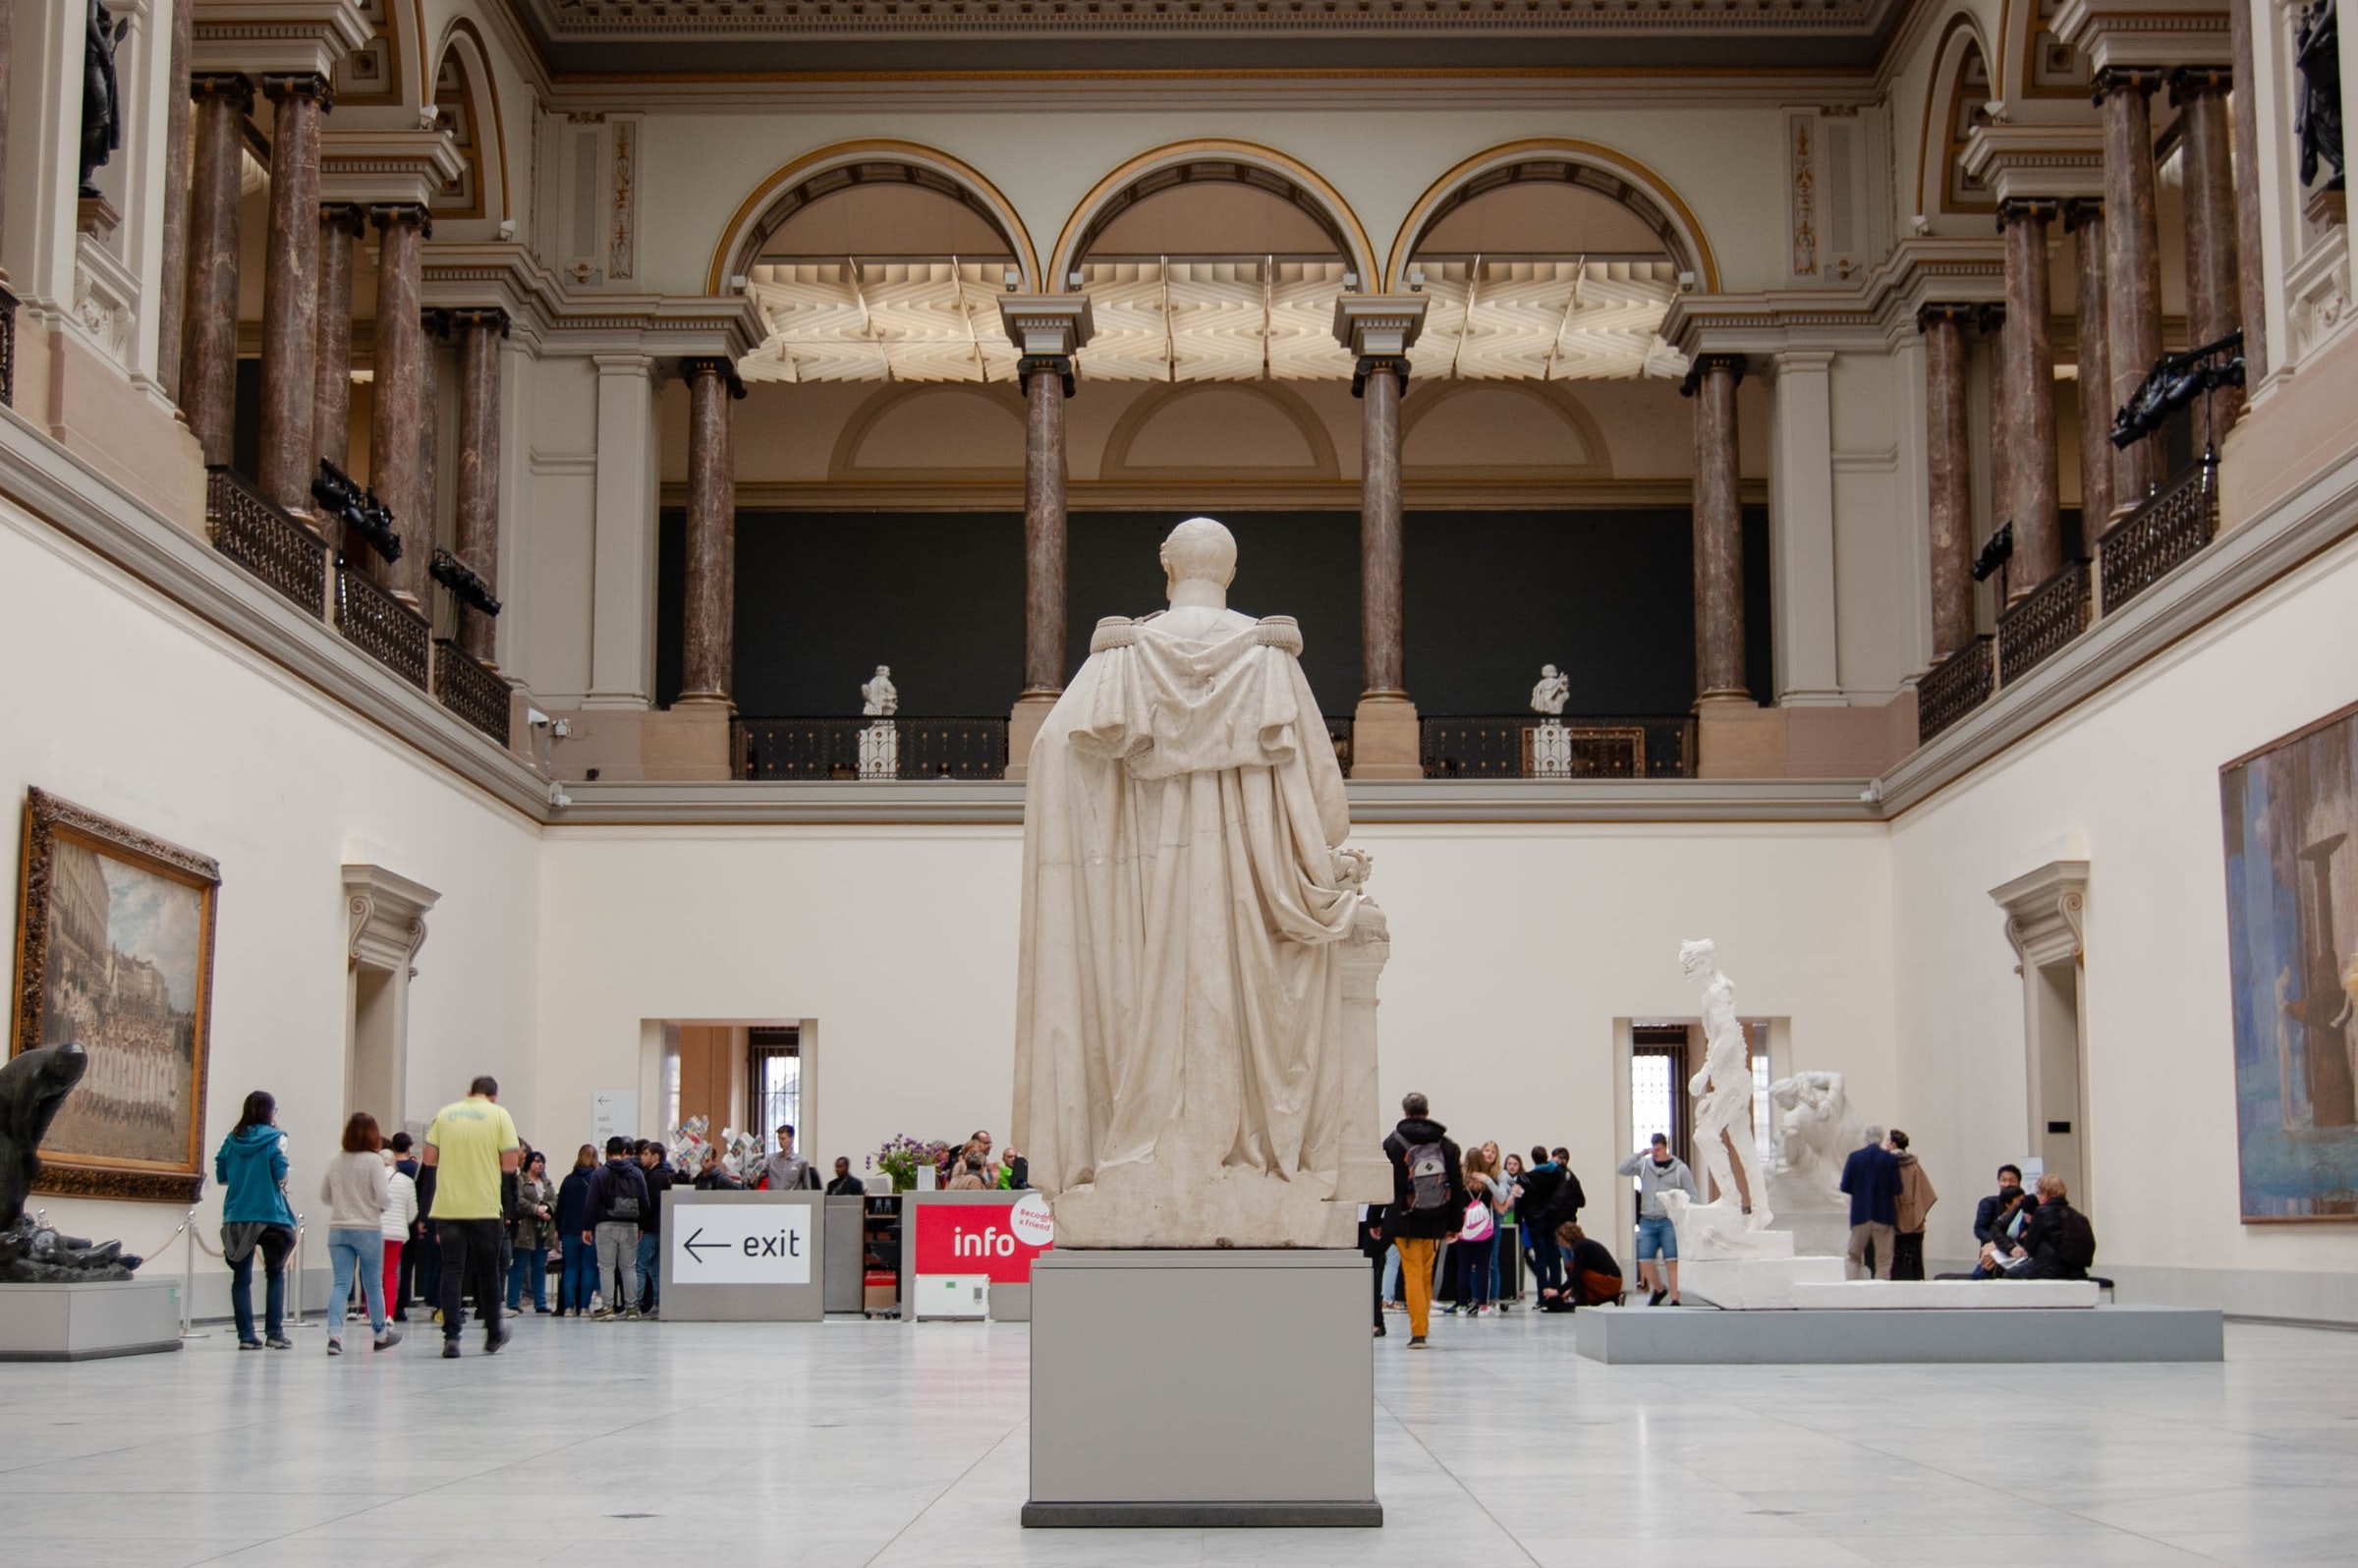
[1005,692,1059,780]
[1348,693,1420,779]
[1679,1256,1846,1310]
[0,1278,181,1361]
[646,704,732,781]
[857,718,898,780]
[1027,1250,1379,1527]
[1575,1303,2221,1363]
[1529,719,1572,777]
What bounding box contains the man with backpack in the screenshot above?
[584,1136,650,1321]
[1380,1092,1466,1349]
[2017,1173,2097,1280]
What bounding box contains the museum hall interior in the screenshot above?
[5,0,2358,1561]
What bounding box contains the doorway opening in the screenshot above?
[1623,1017,1778,1222]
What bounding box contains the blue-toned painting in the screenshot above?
[2222,703,2358,1221]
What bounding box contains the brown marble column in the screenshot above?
[180,75,253,465]
[256,74,332,514]
[1982,304,2018,588]
[154,0,194,405]
[1359,355,1408,699]
[678,358,743,706]
[2097,67,2165,515]
[452,308,506,665]
[2229,3,2269,383]
[1021,355,1072,700]
[1999,199,2063,591]
[313,204,364,474]
[368,207,431,600]
[2174,67,2244,429]
[1684,354,1748,703]
[408,309,446,607]
[2066,198,2114,530]
[1921,306,1976,658]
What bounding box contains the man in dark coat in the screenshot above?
[1838,1125,1903,1280]
[1380,1092,1466,1348]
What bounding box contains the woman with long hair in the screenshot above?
[553,1144,599,1316]
[1454,1145,1499,1316]
[507,1149,557,1314]
[214,1090,297,1350]
[320,1112,399,1354]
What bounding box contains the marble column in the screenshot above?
[154,0,194,405]
[416,312,445,602]
[1684,354,1748,703]
[180,74,253,466]
[368,207,431,602]
[677,358,742,707]
[452,308,506,665]
[1021,355,1072,702]
[256,74,332,515]
[1359,355,1408,701]
[2066,198,2114,531]
[1999,199,2063,591]
[2229,0,2269,383]
[2174,67,2244,430]
[1981,304,2018,590]
[1921,306,1976,658]
[2097,67,2165,515]
[313,204,364,474]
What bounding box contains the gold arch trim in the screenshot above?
[1913,12,1996,221]
[1047,139,1380,291]
[435,19,512,225]
[704,140,1043,298]
[1383,139,1721,294]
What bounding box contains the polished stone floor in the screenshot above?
[0,1308,2351,1567]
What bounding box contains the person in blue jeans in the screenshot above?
[552,1144,598,1316]
[318,1112,401,1355]
[634,1141,675,1316]
[505,1150,557,1313]
[1616,1134,1699,1306]
[214,1090,298,1350]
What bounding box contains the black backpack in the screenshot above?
[2057,1205,2097,1271]
[1405,1140,1450,1211]
[605,1168,642,1223]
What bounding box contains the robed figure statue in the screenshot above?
[1012,518,1389,1249]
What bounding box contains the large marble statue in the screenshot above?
[1529,664,1570,716]
[1,1043,144,1282]
[1680,939,1770,1229]
[1011,517,1389,1249]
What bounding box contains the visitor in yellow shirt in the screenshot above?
[421,1075,522,1359]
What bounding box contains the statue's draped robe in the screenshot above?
[1013,612,1361,1201]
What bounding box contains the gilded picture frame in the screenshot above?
[10,789,221,1203]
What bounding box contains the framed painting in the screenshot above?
[2221,701,2358,1221]
[9,789,220,1203]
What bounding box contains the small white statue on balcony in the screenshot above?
[1530,664,1570,716]
[860,665,898,717]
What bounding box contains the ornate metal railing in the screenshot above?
[205,465,327,617]
[0,281,17,408]
[2100,456,2220,614]
[334,561,429,688]
[1916,635,1994,744]
[734,717,1011,780]
[1418,715,1696,779]
[432,638,510,744]
[1996,557,2093,686]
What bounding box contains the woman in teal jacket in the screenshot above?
[215,1090,298,1349]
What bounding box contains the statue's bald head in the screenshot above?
[1160,517,1237,590]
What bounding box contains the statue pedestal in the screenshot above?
[1529,719,1573,777]
[0,1279,181,1361]
[1026,1250,1379,1527]
[857,718,898,780]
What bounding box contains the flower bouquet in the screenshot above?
[871,1134,951,1192]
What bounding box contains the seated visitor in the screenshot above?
[2016,1174,2097,1280]
[1555,1221,1624,1309]
[1973,1163,2039,1277]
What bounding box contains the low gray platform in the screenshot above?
[1575,1303,2223,1364]
[1027,1249,1379,1528]
[0,1278,182,1361]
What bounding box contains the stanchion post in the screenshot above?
[289,1215,305,1329]
[179,1206,201,1338]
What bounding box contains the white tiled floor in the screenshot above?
[1,1308,2351,1567]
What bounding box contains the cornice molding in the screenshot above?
[319,128,468,210]
[192,0,374,80]
[1660,239,2006,356]
[419,244,768,361]
[1960,125,2106,204]
[691,477,1771,512]
[2049,1,2232,73]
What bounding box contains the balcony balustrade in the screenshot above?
[206,465,328,618]
[2099,459,2221,614]
[734,717,1011,780]
[1419,715,1695,779]
[433,638,512,745]
[334,561,429,689]
[1915,636,1994,745]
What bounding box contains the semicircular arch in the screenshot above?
[828,382,1030,481]
[1915,14,1999,225]
[1384,140,1719,294]
[706,141,1042,298]
[1048,140,1379,291]
[1100,383,1341,482]
[1400,381,1613,481]
[431,20,511,224]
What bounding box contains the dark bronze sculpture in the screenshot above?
[2297,0,2345,193]
[80,0,129,198]
[0,1044,145,1282]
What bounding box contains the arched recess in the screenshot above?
[1400,382,1613,481]
[827,383,1028,481]
[1385,141,1719,294]
[707,142,1042,297]
[2007,0,2095,102]
[431,20,511,223]
[1915,16,1998,225]
[1100,384,1340,481]
[333,0,424,108]
[1049,140,1379,290]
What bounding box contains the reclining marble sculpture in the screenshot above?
[1010,517,1391,1248]
[0,1042,145,1282]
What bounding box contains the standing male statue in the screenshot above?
[1679,938,1772,1230]
[1012,518,1388,1248]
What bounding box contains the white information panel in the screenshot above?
[670,1203,814,1285]
[591,1091,639,1146]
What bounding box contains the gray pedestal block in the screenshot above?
[659,1190,826,1321]
[1575,1303,2225,1364]
[0,1279,182,1361]
[1026,1249,1379,1528]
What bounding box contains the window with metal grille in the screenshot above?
[748,1027,802,1153]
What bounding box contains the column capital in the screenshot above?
[2062,196,2105,234]
[259,72,336,112]
[1019,355,1077,399]
[421,308,453,339]
[1679,353,1746,398]
[1976,302,2008,336]
[449,306,511,339]
[2089,65,2167,104]
[320,201,366,239]
[1350,355,1412,399]
[681,357,747,399]
[998,295,1095,359]
[2168,64,2232,103]
[1917,302,1980,333]
[190,73,256,113]
[1995,197,2065,231]
[1331,295,1428,360]
[367,202,433,241]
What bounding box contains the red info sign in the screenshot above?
[910,1193,1055,1283]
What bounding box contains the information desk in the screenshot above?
[659,1189,825,1321]
[898,1189,1055,1321]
